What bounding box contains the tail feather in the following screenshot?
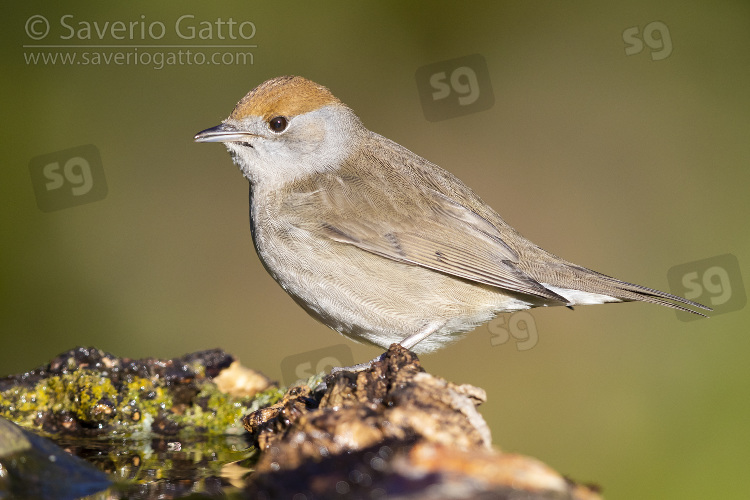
[605,277,712,317]
[542,264,713,317]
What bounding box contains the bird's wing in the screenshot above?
[287,178,570,305]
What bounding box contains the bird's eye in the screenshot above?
[268,116,288,133]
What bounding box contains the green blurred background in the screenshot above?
[2,2,749,498]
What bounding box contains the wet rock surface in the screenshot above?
[0,417,111,499]
[243,344,601,499]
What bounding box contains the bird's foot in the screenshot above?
[330,352,386,375]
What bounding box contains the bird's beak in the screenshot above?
[194,123,257,143]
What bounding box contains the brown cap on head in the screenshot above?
[229,76,344,122]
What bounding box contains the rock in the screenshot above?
[0,416,110,500]
[0,345,603,498]
[242,344,601,499]
[0,347,281,438]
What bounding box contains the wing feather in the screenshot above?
[299,183,570,304]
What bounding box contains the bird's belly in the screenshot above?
[252,225,536,352]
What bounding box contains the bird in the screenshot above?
[194,75,710,354]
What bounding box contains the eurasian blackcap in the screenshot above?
[195,76,709,354]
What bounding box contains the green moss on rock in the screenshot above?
[0,348,281,438]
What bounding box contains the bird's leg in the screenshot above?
[329,321,444,375]
[399,320,444,350]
